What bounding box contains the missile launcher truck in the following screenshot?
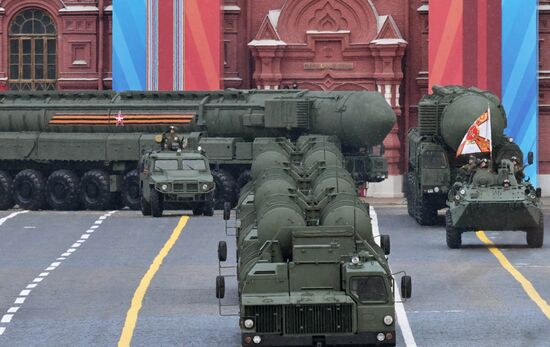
[0,90,395,211]
[216,137,411,347]
[407,86,543,248]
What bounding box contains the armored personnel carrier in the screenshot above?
[216,137,411,347]
[139,141,215,217]
[446,158,543,248]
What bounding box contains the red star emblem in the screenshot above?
[115,110,124,126]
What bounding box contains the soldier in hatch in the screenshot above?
[458,155,478,181]
[511,156,525,182]
[162,126,181,150]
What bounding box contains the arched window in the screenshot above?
[9,9,57,91]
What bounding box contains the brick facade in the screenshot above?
[0,0,549,186]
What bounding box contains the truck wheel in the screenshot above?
[46,170,80,210]
[192,204,204,216]
[446,210,462,249]
[212,169,237,209]
[150,189,163,217]
[122,170,141,210]
[81,169,111,210]
[141,195,151,216]
[14,169,46,210]
[526,214,544,248]
[406,172,415,217]
[203,199,214,216]
[415,196,438,226]
[0,170,14,210]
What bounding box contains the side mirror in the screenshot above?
[401,275,412,299]
[223,202,231,221]
[536,188,542,198]
[380,235,391,255]
[216,275,225,299]
[218,241,227,262]
[528,152,534,165]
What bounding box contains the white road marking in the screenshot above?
[0,212,116,336]
[23,226,36,229]
[370,206,417,347]
[1,315,13,323]
[0,211,29,227]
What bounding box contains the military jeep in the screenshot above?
[139,149,215,217]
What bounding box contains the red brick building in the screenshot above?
[0,0,549,195]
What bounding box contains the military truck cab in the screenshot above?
[139,149,215,217]
[407,128,451,225]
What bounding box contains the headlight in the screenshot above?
[460,189,466,195]
[383,315,394,325]
[161,184,168,191]
[530,194,536,199]
[351,255,360,265]
[202,184,209,191]
[377,333,386,341]
[253,336,262,344]
[434,186,440,193]
[244,319,254,329]
[454,195,461,201]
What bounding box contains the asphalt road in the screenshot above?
[0,207,548,347]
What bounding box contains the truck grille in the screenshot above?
[186,183,198,192]
[244,304,353,335]
[173,183,185,192]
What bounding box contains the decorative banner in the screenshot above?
[501,0,538,185]
[429,0,501,95]
[113,0,221,91]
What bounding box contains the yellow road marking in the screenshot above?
[118,216,189,347]
[476,231,550,320]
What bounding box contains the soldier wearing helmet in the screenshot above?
[458,155,478,181]
[162,126,181,150]
[510,156,525,182]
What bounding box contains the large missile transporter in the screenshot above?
[216,136,411,347]
[407,85,543,248]
[0,90,395,211]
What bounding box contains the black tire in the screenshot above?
[150,188,163,217]
[0,170,14,210]
[13,169,46,210]
[141,195,151,216]
[401,275,412,299]
[527,213,544,248]
[380,234,391,255]
[212,169,237,209]
[46,170,80,210]
[192,204,204,216]
[81,170,112,210]
[446,210,462,249]
[218,241,227,262]
[122,170,141,210]
[415,196,438,226]
[216,275,225,299]
[203,199,214,216]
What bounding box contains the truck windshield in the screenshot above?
[423,151,448,169]
[154,160,179,171]
[350,276,387,303]
[182,159,207,171]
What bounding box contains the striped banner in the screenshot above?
[48,112,195,126]
[501,0,538,185]
[113,0,221,91]
[429,0,538,184]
